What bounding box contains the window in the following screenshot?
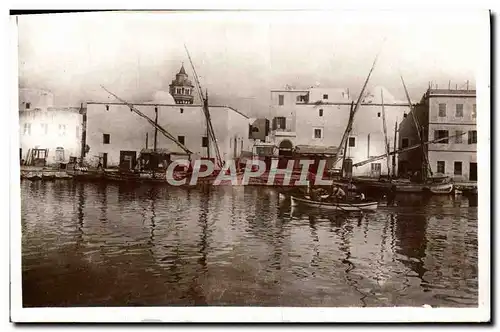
[180,108,184,114]
[454,161,462,175]
[23,123,31,135]
[319,109,323,117]
[472,104,476,119]
[176,88,181,94]
[26,102,31,109]
[438,103,447,117]
[437,161,445,174]
[314,128,323,139]
[278,94,284,106]
[468,130,477,144]
[402,138,409,148]
[178,136,185,145]
[403,113,407,118]
[273,117,286,130]
[202,136,208,147]
[58,124,66,136]
[41,123,48,135]
[76,126,79,139]
[323,94,328,100]
[434,130,449,144]
[105,105,109,111]
[103,134,110,144]
[296,95,301,102]
[348,137,356,147]
[455,104,463,117]
[454,130,463,144]
[377,112,381,117]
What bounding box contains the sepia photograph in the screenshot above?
[9,8,491,323]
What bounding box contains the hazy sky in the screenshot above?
[17,10,487,116]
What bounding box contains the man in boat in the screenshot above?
[326,185,346,202]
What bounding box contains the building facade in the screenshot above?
[398,88,477,181]
[84,101,253,168]
[19,88,83,165]
[269,86,409,177]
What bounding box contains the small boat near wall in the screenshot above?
[291,195,378,211]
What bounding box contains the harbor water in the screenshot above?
[21,180,478,307]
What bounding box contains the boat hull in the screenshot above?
[353,179,454,194]
[290,196,378,211]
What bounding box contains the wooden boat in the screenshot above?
[290,195,378,211]
[352,178,453,194]
[24,171,42,180]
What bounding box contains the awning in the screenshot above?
[294,145,339,156]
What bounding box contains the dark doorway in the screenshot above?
[469,162,477,181]
[102,153,108,169]
[120,151,136,170]
[278,140,293,157]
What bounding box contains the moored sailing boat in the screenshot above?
[349,75,456,195]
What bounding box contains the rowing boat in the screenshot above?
[290,195,378,211]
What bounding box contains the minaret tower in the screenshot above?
[169,63,195,104]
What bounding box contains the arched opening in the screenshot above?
[278,139,293,157]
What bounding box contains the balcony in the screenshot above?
[273,128,296,137]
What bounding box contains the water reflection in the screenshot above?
[21,182,478,307]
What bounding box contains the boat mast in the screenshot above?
[392,121,397,178]
[184,44,223,168]
[400,75,433,179]
[340,101,355,177]
[205,89,210,160]
[380,89,391,179]
[334,51,381,166]
[153,106,158,152]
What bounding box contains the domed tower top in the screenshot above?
[169,63,195,104]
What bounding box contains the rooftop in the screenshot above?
[425,88,476,97]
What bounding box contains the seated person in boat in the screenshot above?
[325,185,346,201]
[354,191,366,201]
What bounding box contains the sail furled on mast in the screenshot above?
[184,44,223,168]
[400,75,433,177]
[334,51,381,164]
[380,89,391,177]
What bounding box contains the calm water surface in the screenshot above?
[21,181,478,307]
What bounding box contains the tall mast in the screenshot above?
[184,44,223,167]
[153,106,158,152]
[335,51,381,165]
[380,89,391,179]
[340,101,355,177]
[392,121,397,178]
[400,75,432,179]
[205,89,210,159]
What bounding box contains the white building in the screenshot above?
[269,86,409,177]
[84,94,253,168]
[19,88,83,165]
